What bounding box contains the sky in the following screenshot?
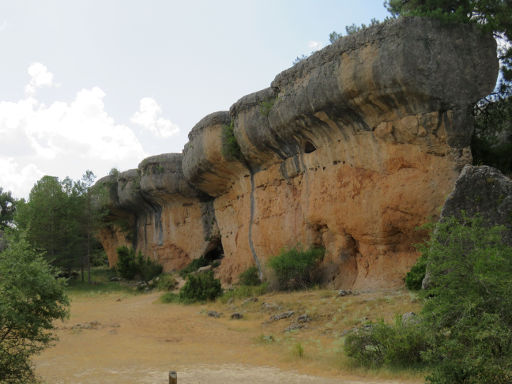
[0,0,390,199]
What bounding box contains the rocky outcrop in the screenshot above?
[94,155,220,270]
[94,17,498,289]
[441,165,512,244]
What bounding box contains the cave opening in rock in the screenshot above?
[304,141,317,153]
[203,239,224,262]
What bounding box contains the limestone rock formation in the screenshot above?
[95,155,221,270]
[94,17,498,289]
[441,165,512,244]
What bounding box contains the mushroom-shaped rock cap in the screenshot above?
[116,169,147,213]
[138,153,199,201]
[183,111,248,197]
[229,17,498,170]
[91,174,119,212]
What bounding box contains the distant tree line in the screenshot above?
[2,171,107,282]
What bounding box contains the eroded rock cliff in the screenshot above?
[94,17,498,289]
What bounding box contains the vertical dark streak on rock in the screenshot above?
[248,166,263,279]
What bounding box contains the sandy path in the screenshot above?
[35,292,417,384]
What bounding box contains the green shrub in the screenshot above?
[116,246,162,281]
[136,252,163,281]
[160,292,180,303]
[259,97,276,116]
[419,215,512,384]
[116,246,137,280]
[405,254,427,290]
[221,121,242,161]
[239,266,261,286]
[179,256,209,278]
[344,316,428,369]
[179,271,222,303]
[157,273,177,291]
[267,246,324,290]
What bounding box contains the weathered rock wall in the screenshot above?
[94,17,498,288]
[94,155,220,271]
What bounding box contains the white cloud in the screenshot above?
[0,64,148,199]
[0,20,7,32]
[24,62,55,96]
[0,158,44,199]
[308,41,324,52]
[131,97,179,138]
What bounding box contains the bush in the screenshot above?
[267,246,324,290]
[419,215,512,383]
[404,254,427,290]
[221,121,243,161]
[157,273,177,291]
[136,252,163,281]
[344,316,428,369]
[179,256,209,278]
[116,246,137,280]
[239,266,261,286]
[0,234,69,383]
[160,292,180,303]
[116,246,162,281]
[179,271,222,303]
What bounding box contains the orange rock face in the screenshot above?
[94,18,498,289]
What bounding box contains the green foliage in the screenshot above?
[239,266,261,286]
[418,215,512,383]
[116,246,138,279]
[108,168,119,177]
[179,256,210,278]
[292,54,308,64]
[65,266,134,296]
[220,283,268,303]
[405,255,427,290]
[344,316,428,369]
[345,216,512,381]
[329,18,380,44]
[0,234,69,383]
[472,95,512,175]
[14,171,105,280]
[292,342,304,358]
[0,188,16,230]
[159,292,180,303]
[329,31,343,43]
[267,246,324,290]
[137,252,163,282]
[385,0,512,94]
[115,246,162,281]
[179,271,222,303]
[156,273,177,291]
[221,121,243,161]
[259,97,276,117]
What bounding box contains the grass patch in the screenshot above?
[159,292,180,303]
[65,266,135,296]
[219,283,268,303]
[292,342,305,358]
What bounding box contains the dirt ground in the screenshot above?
[35,290,423,384]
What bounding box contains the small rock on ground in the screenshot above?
[207,311,222,318]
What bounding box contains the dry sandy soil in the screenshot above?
[35,289,423,384]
